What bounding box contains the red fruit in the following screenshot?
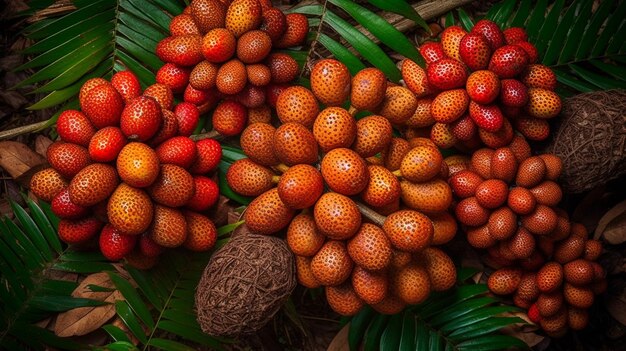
[174,102,200,136]
[58,217,102,244]
[514,41,539,64]
[508,186,537,215]
[515,117,550,141]
[471,19,505,51]
[186,176,219,211]
[260,8,287,43]
[143,83,174,110]
[266,53,299,84]
[478,118,514,148]
[431,89,470,124]
[459,33,492,70]
[237,84,266,109]
[99,224,138,261]
[111,70,142,103]
[488,45,529,78]
[120,96,163,141]
[499,79,528,107]
[51,188,89,219]
[528,303,542,323]
[530,181,563,207]
[278,164,324,209]
[169,14,201,36]
[521,64,557,90]
[150,109,179,146]
[236,30,272,64]
[448,169,484,198]
[81,83,124,129]
[56,110,95,147]
[155,136,197,169]
[450,115,477,141]
[488,207,517,240]
[184,84,211,105]
[212,100,247,136]
[470,148,493,179]
[427,58,468,90]
[475,179,509,209]
[47,142,91,179]
[503,27,528,44]
[139,233,165,257]
[466,70,500,105]
[156,35,203,66]
[265,83,289,107]
[419,41,445,65]
[190,138,221,174]
[275,13,308,48]
[183,211,217,252]
[88,126,126,163]
[521,205,558,236]
[202,28,236,63]
[491,147,518,182]
[469,101,504,132]
[79,78,107,103]
[454,197,490,227]
[440,25,467,61]
[190,0,226,33]
[156,63,191,93]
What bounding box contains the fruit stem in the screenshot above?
[272,175,281,183]
[355,201,386,227]
[273,163,290,173]
[190,130,220,141]
[348,106,358,116]
[392,170,402,178]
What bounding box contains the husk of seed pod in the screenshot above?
[543,89,626,193]
[195,226,296,337]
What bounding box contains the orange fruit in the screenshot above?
[400,179,453,214]
[273,122,319,165]
[313,107,357,152]
[107,183,154,235]
[276,86,319,128]
[326,283,364,316]
[286,213,325,257]
[310,240,354,286]
[346,223,392,271]
[320,148,368,195]
[361,165,400,208]
[352,266,388,304]
[226,158,276,196]
[148,164,195,207]
[277,164,324,209]
[240,122,280,166]
[310,59,351,107]
[351,67,387,111]
[225,0,262,37]
[313,192,362,240]
[116,142,160,188]
[244,187,295,234]
[352,115,393,158]
[383,210,433,252]
[400,145,443,182]
[378,86,418,125]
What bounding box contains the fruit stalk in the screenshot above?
[354,201,386,227]
[190,129,220,141]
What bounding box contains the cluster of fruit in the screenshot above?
[225,58,458,316]
[400,19,560,149]
[155,0,307,136]
[487,223,605,336]
[29,71,222,267]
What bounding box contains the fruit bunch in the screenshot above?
[487,223,605,336]
[29,71,222,267]
[226,59,458,316]
[400,19,561,149]
[154,0,307,137]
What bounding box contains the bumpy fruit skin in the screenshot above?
[347,223,392,271]
[296,256,321,288]
[212,100,248,136]
[202,28,236,63]
[89,126,126,163]
[190,138,222,174]
[246,64,272,87]
[216,58,247,95]
[99,224,138,261]
[244,188,295,234]
[58,217,102,244]
[392,263,431,305]
[431,89,469,124]
[314,192,362,240]
[466,70,500,105]
[277,164,324,209]
[427,58,468,90]
[190,60,218,90]
[400,179,453,214]
[51,188,89,219]
[236,30,272,64]
[353,115,392,158]
[419,41,445,65]
[400,145,443,183]
[273,123,319,166]
[469,101,504,132]
[156,136,197,169]
[107,183,154,235]
[361,165,400,208]
[143,84,174,110]
[240,123,279,166]
[69,163,119,207]
[286,214,325,257]
[352,67,387,111]
[276,86,319,128]
[488,45,529,78]
[313,107,357,153]
[174,102,200,136]
[440,26,467,61]
[310,59,351,107]
[156,35,203,66]
[260,8,287,43]
[47,142,91,179]
[266,53,299,83]
[275,13,308,48]
[187,176,219,211]
[190,0,226,33]
[227,158,274,196]
[225,0,262,38]
[459,33,492,71]
[149,164,195,207]
[310,240,354,286]
[321,148,368,195]
[326,283,364,316]
[156,63,191,93]
[183,211,217,252]
[169,14,201,36]
[379,86,419,125]
[116,142,160,188]
[383,210,433,252]
[488,268,522,295]
[30,168,68,202]
[526,88,562,119]
[515,41,539,64]
[352,266,389,305]
[417,247,457,291]
[81,83,124,129]
[149,205,187,248]
[522,64,557,90]
[57,110,95,147]
[503,27,528,44]
[471,19,505,50]
[120,96,163,141]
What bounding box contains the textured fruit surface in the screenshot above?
[240,123,279,166]
[325,283,364,316]
[212,100,247,136]
[236,30,272,63]
[402,59,434,98]
[553,235,586,264]
[352,67,387,111]
[521,204,558,236]
[58,217,102,244]
[276,86,319,128]
[310,59,351,107]
[156,35,203,66]
[530,181,562,206]
[81,83,124,128]
[266,53,299,83]
[51,188,89,219]
[378,86,418,125]
[430,212,457,245]
[475,179,508,209]
[400,179,453,214]
[156,63,191,93]
[275,13,308,48]
[169,14,201,36]
[466,70,500,105]
[353,115,392,158]
[107,183,153,235]
[310,240,354,286]
[226,158,275,196]
[30,168,68,202]
[488,268,522,295]
[260,8,287,42]
[392,263,431,304]
[273,122,318,166]
[149,164,195,207]
[491,147,518,182]
[88,127,126,163]
[500,79,528,107]
[347,223,392,271]
[313,107,357,152]
[564,283,594,309]
[459,33,492,70]
[143,84,174,110]
[564,259,594,286]
[471,19,505,50]
[150,205,187,248]
[314,192,361,240]
[244,188,294,234]
[418,247,456,291]
[69,164,118,207]
[216,59,247,95]
[116,142,160,188]
[469,101,504,132]
[186,176,219,211]
[225,0,262,37]
[190,0,226,33]
[400,145,442,183]
[121,96,163,141]
[516,156,547,188]
[431,89,469,124]
[488,45,529,78]
[202,28,236,63]
[449,169,484,198]
[321,148,368,195]
[286,214,325,257]
[536,262,564,293]
[383,210,433,252]
[174,102,200,136]
[183,211,217,251]
[526,88,562,119]
[361,165,400,208]
[440,26,467,61]
[156,136,197,169]
[57,110,95,147]
[47,142,91,179]
[352,266,388,305]
[454,196,489,227]
[522,64,557,90]
[296,255,321,288]
[278,164,324,209]
[488,206,517,240]
[99,224,137,261]
[427,58,468,90]
[419,41,445,65]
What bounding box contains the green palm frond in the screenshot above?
[347,268,527,351]
[0,198,114,350]
[14,0,185,118]
[287,0,426,81]
[485,0,626,96]
[100,251,228,351]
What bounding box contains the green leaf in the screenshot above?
[126,267,164,311]
[366,0,430,33]
[349,306,376,351]
[430,297,496,327]
[103,341,139,351]
[457,335,528,351]
[535,0,565,55]
[317,33,366,76]
[415,321,429,351]
[221,145,246,162]
[457,8,474,31]
[30,296,105,312]
[456,267,479,282]
[25,199,61,254]
[148,338,197,351]
[510,0,532,27]
[576,0,614,60]
[364,314,389,351]
[10,201,53,261]
[441,306,523,334]
[157,320,222,348]
[115,300,148,345]
[491,0,517,26]
[559,0,593,63]
[445,12,455,28]
[379,313,402,350]
[399,311,416,350]
[541,1,577,66]
[53,261,114,274]
[217,220,244,237]
[525,0,548,39]
[108,272,155,332]
[449,317,525,341]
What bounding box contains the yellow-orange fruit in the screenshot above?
[353,115,393,158]
[310,59,351,106]
[296,255,321,288]
[30,168,68,202]
[314,192,361,240]
[537,262,563,293]
[69,163,119,207]
[320,148,368,196]
[216,58,247,95]
[564,283,594,309]
[107,183,154,235]
[190,60,219,89]
[273,122,319,166]
[487,268,522,295]
[392,263,431,304]
[382,138,410,172]
[526,87,561,119]
[148,164,195,207]
[406,98,435,128]
[183,211,217,252]
[246,64,272,87]
[521,204,558,236]
[236,30,272,63]
[190,0,226,33]
[244,188,295,234]
[352,266,388,304]
[383,210,433,252]
[286,213,325,257]
[378,86,418,125]
[277,164,324,209]
[149,205,187,248]
[225,0,262,37]
[416,247,456,291]
[226,158,275,196]
[240,122,279,166]
[326,283,364,316]
[310,240,354,286]
[401,58,434,98]
[351,67,386,111]
[361,165,400,208]
[400,179,453,214]
[313,107,357,152]
[347,223,392,271]
[516,156,547,188]
[247,104,272,124]
[431,89,469,124]
[276,86,319,128]
[400,145,443,183]
[440,25,467,61]
[116,142,160,188]
[537,292,564,317]
[430,212,457,245]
